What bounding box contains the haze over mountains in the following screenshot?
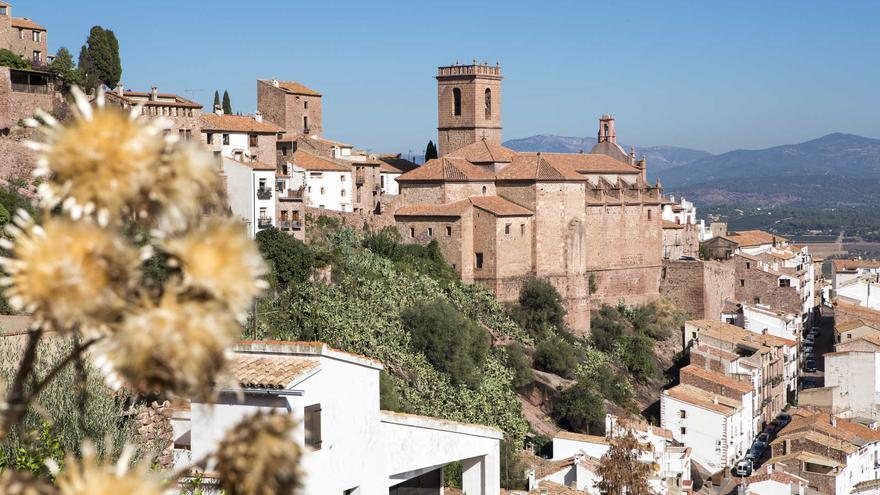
[503,133,880,208]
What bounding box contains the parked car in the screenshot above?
[803,377,818,389]
[746,442,767,462]
[735,459,753,477]
[777,413,792,427]
[804,346,814,355]
[804,337,815,346]
[805,360,817,372]
[811,326,821,332]
[757,432,770,443]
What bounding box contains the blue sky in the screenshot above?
[28,0,880,156]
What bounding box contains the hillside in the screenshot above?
[658,133,880,207]
[503,134,712,171]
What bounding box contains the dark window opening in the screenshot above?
[505,224,511,235]
[452,88,462,116]
[475,252,484,269]
[446,226,452,236]
[484,88,492,119]
[249,134,258,147]
[304,404,322,449]
[222,133,230,145]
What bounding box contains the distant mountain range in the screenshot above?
[503,133,880,208]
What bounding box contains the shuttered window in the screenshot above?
[304,404,322,449]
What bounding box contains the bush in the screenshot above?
[590,305,629,353]
[593,366,632,406]
[364,228,457,282]
[379,371,403,412]
[533,335,578,378]
[401,299,490,389]
[620,333,658,383]
[553,382,606,434]
[256,227,322,290]
[0,48,28,69]
[513,277,567,338]
[505,343,534,390]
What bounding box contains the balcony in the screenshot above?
[256,187,273,200]
[355,171,366,185]
[280,188,304,202]
[257,217,272,229]
[291,220,302,230]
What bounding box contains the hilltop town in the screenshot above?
[2,3,880,495]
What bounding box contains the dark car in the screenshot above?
[805,360,817,372]
[777,413,792,427]
[757,432,770,443]
[803,377,817,389]
[746,442,767,461]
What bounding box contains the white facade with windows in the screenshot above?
[288,151,353,212]
[187,341,502,494]
[220,157,276,238]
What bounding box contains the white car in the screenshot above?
[735,459,753,477]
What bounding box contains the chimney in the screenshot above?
[272,78,280,88]
[254,111,263,123]
[115,83,123,97]
[831,416,837,427]
[214,104,222,116]
[150,86,158,101]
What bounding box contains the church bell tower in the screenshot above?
[436,60,502,156]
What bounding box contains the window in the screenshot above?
[410,227,415,238]
[304,404,322,449]
[259,178,266,189]
[740,279,745,287]
[303,116,309,132]
[475,252,484,269]
[0,6,7,15]
[446,226,452,236]
[521,224,525,235]
[481,185,487,194]
[222,133,230,145]
[505,224,511,235]
[754,297,761,304]
[32,51,41,63]
[680,427,687,435]
[779,279,790,287]
[206,133,214,144]
[647,209,652,220]
[679,410,687,419]
[258,207,267,219]
[249,134,258,147]
[32,31,41,42]
[484,88,492,119]
[18,29,23,40]
[452,88,462,116]
[746,262,751,269]
[304,100,309,109]
[320,187,325,195]
[340,175,345,181]
[427,227,433,236]
[341,189,346,197]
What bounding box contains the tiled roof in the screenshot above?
[397,157,494,182]
[394,199,471,218]
[523,453,576,479]
[767,451,842,469]
[772,430,859,455]
[291,151,351,172]
[470,196,533,217]
[554,430,610,444]
[775,411,880,448]
[832,259,880,272]
[662,220,684,229]
[112,90,203,109]
[239,160,277,171]
[541,152,641,174]
[746,470,808,486]
[496,154,585,182]
[680,365,752,394]
[689,319,796,347]
[608,416,675,441]
[376,155,419,174]
[530,481,581,494]
[834,300,880,325]
[200,114,283,133]
[262,80,321,97]
[725,230,788,248]
[664,384,741,415]
[446,139,517,163]
[835,319,878,334]
[229,355,318,389]
[12,18,45,30]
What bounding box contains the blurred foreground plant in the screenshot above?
[0,88,301,494]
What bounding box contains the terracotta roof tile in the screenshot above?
[664,384,741,415]
[394,199,471,218]
[832,259,880,272]
[291,151,351,172]
[200,114,283,133]
[229,355,318,389]
[447,139,516,163]
[469,196,533,217]
[262,80,321,97]
[397,157,494,182]
[662,220,684,229]
[540,152,641,174]
[680,365,753,394]
[725,230,789,248]
[12,18,45,30]
[496,154,585,182]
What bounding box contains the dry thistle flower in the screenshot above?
[104,290,241,398]
[0,469,58,495]
[146,141,225,233]
[49,442,167,495]
[215,411,302,495]
[0,215,140,330]
[163,217,268,315]
[26,87,166,225]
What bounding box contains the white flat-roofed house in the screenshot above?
[200,109,283,164]
[187,341,502,494]
[220,157,276,238]
[288,151,352,212]
[836,277,880,312]
[799,350,880,422]
[831,259,880,298]
[377,155,420,196]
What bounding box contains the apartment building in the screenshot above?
[186,341,502,494]
[200,109,282,164]
[220,156,276,238]
[287,150,352,212]
[0,2,48,64]
[105,86,202,138]
[799,350,880,422]
[661,195,699,260]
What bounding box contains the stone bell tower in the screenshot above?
[436,60,502,156]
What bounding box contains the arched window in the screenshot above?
[481,185,487,195]
[452,88,461,116]
[484,88,492,119]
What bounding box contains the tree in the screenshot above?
[222,90,232,115]
[424,140,438,162]
[379,371,403,412]
[505,343,534,390]
[595,431,654,495]
[513,277,568,338]
[533,335,578,378]
[47,47,85,89]
[256,227,321,291]
[213,90,221,110]
[0,48,28,69]
[401,299,489,389]
[553,382,606,434]
[79,26,122,89]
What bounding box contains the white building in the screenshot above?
[220,157,276,238]
[836,278,880,311]
[739,304,800,399]
[799,350,880,421]
[380,162,403,196]
[661,380,753,474]
[187,341,502,494]
[200,110,282,164]
[288,150,353,212]
[831,259,880,298]
[738,468,808,495]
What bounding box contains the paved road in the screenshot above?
[801,309,834,387]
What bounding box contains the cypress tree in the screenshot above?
[79,26,122,89]
[222,90,232,115]
[104,29,122,88]
[213,90,220,110]
[424,140,438,162]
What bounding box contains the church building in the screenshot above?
[394,62,666,333]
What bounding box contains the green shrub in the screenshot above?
[620,333,658,383]
[533,335,578,378]
[505,343,534,390]
[401,299,489,389]
[593,366,632,406]
[379,371,403,412]
[0,48,28,69]
[553,382,606,434]
[513,277,567,338]
[364,228,457,282]
[256,227,322,290]
[590,305,629,353]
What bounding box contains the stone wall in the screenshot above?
[680,367,748,401]
[0,67,64,127]
[734,255,801,315]
[660,259,735,319]
[352,163,381,214]
[256,80,322,137]
[136,400,174,469]
[305,205,396,232]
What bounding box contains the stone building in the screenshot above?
[659,258,735,319]
[393,62,665,333]
[105,86,202,138]
[257,79,322,137]
[0,2,48,64]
